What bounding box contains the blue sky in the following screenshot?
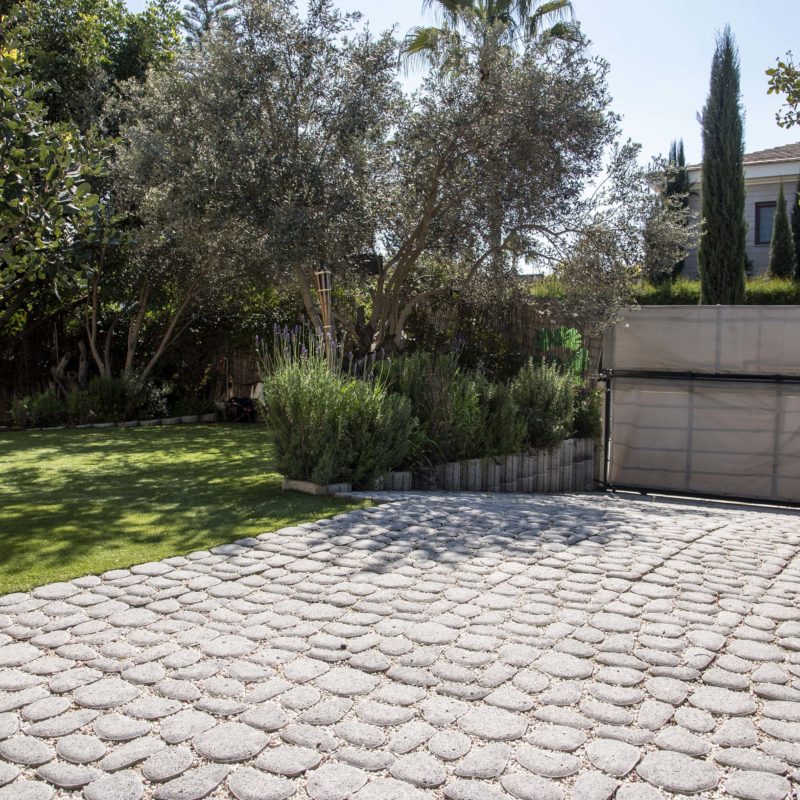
[125,0,800,164]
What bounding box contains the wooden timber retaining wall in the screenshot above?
[375,438,595,493]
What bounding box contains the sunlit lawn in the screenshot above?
[0,424,367,594]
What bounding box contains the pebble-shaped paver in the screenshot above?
[0,492,799,799]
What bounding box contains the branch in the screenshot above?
[139,289,196,381]
[124,284,151,377]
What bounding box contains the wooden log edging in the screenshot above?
[375,438,595,493]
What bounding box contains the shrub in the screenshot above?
[262,355,413,488]
[28,389,68,428]
[511,360,575,449]
[126,377,170,420]
[744,277,800,304]
[473,374,527,457]
[380,352,485,467]
[573,386,602,440]
[634,277,800,305]
[86,376,127,422]
[11,397,29,429]
[66,390,93,425]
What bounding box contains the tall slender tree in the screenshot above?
[697,26,746,304]
[769,183,796,278]
[663,138,690,278]
[791,177,800,279]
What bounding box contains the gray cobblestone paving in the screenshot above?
[1,492,799,799]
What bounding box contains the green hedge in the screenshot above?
[11,377,171,428]
[528,276,800,305]
[635,277,800,305]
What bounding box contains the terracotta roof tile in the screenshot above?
[687,141,800,170]
[742,142,800,164]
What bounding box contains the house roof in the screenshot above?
[743,142,800,165]
[688,141,800,170]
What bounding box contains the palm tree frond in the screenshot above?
[422,0,476,28]
[531,19,581,43]
[528,0,574,37]
[400,26,444,73]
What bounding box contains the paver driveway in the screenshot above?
[0,493,799,800]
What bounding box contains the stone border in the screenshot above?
[1,412,219,432]
[374,437,595,493]
[282,478,353,496]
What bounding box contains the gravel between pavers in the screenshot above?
[0,492,799,800]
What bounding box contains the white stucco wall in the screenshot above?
[683,160,800,278]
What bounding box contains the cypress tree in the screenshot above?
[769,183,797,278]
[664,139,690,278]
[791,178,800,280]
[697,26,746,304]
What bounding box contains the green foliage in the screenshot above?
[402,0,579,73]
[767,51,800,129]
[380,352,485,467]
[473,374,527,457]
[769,183,796,278]
[182,0,235,45]
[27,389,67,427]
[13,376,175,427]
[11,0,181,127]
[10,397,29,428]
[261,355,413,489]
[573,386,602,440]
[0,45,110,334]
[664,139,690,278]
[65,389,92,424]
[791,179,800,280]
[698,27,746,304]
[511,360,575,449]
[85,375,127,422]
[634,277,800,306]
[126,376,170,420]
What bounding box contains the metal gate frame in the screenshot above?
[598,368,800,509]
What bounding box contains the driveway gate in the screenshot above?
[600,306,800,505]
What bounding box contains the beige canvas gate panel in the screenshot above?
[604,306,800,504]
[607,306,800,376]
[608,377,800,501]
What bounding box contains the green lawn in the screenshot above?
[0,424,367,595]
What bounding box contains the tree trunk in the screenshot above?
[124,285,151,378]
[77,340,89,389]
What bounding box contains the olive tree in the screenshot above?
[120,0,690,356]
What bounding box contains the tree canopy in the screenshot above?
[119,0,688,354]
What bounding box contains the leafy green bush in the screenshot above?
[380,352,485,467]
[11,397,29,429]
[126,377,170,420]
[474,374,527,457]
[744,277,800,304]
[86,376,127,422]
[262,355,413,488]
[28,389,68,428]
[511,360,575,449]
[573,386,602,440]
[634,276,800,305]
[66,390,92,425]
